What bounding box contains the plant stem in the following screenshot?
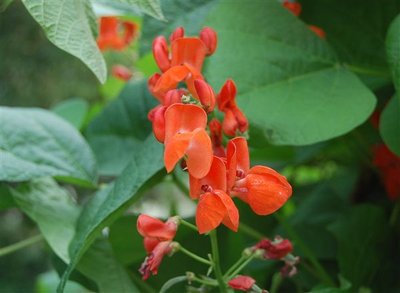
[274,213,335,286]
[0,234,43,257]
[178,244,212,266]
[226,253,257,280]
[269,272,283,293]
[189,274,218,286]
[224,254,248,278]
[209,230,227,293]
[180,219,198,232]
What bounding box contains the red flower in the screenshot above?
[163,104,213,178]
[255,236,293,259]
[208,119,226,157]
[96,17,137,51]
[111,65,132,81]
[373,144,400,200]
[228,275,256,291]
[137,215,179,280]
[228,137,292,215]
[282,0,302,16]
[217,79,248,136]
[308,25,326,39]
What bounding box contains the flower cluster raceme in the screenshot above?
[146,26,292,234]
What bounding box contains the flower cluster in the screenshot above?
[146,26,293,234]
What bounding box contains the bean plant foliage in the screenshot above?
[0,0,400,293]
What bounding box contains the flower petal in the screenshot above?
[228,275,256,291]
[214,190,239,232]
[186,129,213,178]
[170,37,207,72]
[245,166,292,215]
[196,192,225,234]
[153,65,190,96]
[164,132,192,173]
[137,214,177,240]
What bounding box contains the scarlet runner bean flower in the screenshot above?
[228,275,256,291]
[96,16,137,51]
[137,215,179,280]
[111,65,133,81]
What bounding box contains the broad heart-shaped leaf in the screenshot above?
[139,0,217,55]
[92,0,165,21]
[204,0,376,145]
[58,135,163,292]
[328,204,390,290]
[386,14,400,95]
[21,0,106,83]
[10,178,138,293]
[86,80,157,176]
[0,107,97,187]
[380,97,400,156]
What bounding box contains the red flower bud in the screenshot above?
[164,89,185,106]
[228,275,256,291]
[199,27,218,56]
[152,36,171,72]
[255,236,293,259]
[308,25,326,39]
[111,65,132,81]
[194,79,216,112]
[282,1,302,16]
[148,73,163,102]
[122,21,138,45]
[218,79,237,111]
[170,26,185,42]
[148,105,167,143]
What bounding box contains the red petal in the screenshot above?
[152,36,170,72]
[217,79,237,111]
[185,129,213,179]
[222,109,239,136]
[153,65,190,96]
[164,104,208,143]
[137,214,177,240]
[228,275,256,291]
[143,237,160,254]
[164,132,192,173]
[308,25,326,39]
[170,38,207,72]
[282,1,302,16]
[199,27,218,56]
[244,166,292,215]
[169,26,185,42]
[196,192,226,234]
[189,156,227,199]
[194,79,216,112]
[214,190,239,232]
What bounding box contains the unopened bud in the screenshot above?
[199,27,217,56]
[170,26,185,42]
[164,89,185,106]
[218,79,237,110]
[152,36,170,72]
[194,79,216,112]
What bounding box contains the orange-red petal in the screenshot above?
[153,65,190,96]
[170,37,207,72]
[185,129,213,178]
[137,214,178,240]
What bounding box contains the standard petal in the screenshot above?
[137,214,177,240]
[153,65,190,96]
[196,192,225,234]
[186,129,213,179]
[214,190,239,232]
[170,37,207,72]
[164,132,192,173]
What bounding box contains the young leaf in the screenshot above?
[58,135,163,292]
[0,107,97,187]
[21,0,106,83]
[205,0,376,145]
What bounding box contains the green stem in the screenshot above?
[224,254,248,278]
[180,219,198,232]
[209,230,227,293]
[226,253,258,280]
[344,64,391,78]
[390,200,400,226]
[274,213,335,286]
[0,234,43,257]
[239,222,264,240]
[160,276,187,293]
[269,272,283,293]
[189,274,218,287]
[178,244,212,266]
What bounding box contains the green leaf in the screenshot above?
[11,178,80,263]
[0,107,97,187]
[379,97,400,156]
[386,14,400,94]
[58,135,163,292]
[328,205,390,289]
[140,0,217,55]
[86,80,157,175]
[21,0,106,83]
[35,271,90,293]
[93,0,165,21]
[205,0,376,145]
[0,184,16,210]
[52,98,89,130]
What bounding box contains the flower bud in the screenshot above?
[308,25,326,39]
[228,275,256,291]
[152,36,170,72]
[169,26,185,42]
[282,0,302,16]
[111,65,132,81]
[148,106,167,142]
[164,89,185,106]
[218,79,237,111]
[199,27,217,56]
[194,79,216,112]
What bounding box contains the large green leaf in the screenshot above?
[86,80,157,175]
[21,0,106,83]
[140,0,216,55]
[386,14,400,94]
[58,135,163,292]
[52,98,89,130]
[0,107,97,187]
[205,0,376,145]
[379,97,400,156]
[328,205,390,289]
[11,178,138,293]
